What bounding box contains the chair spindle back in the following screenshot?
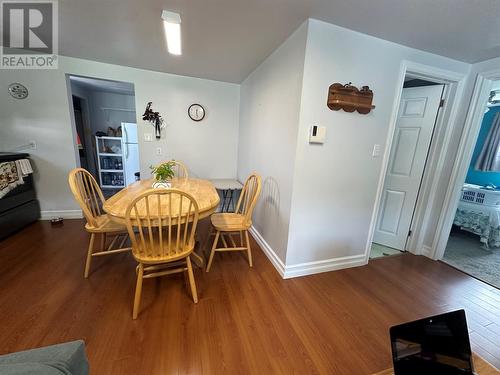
[235,173,262,224]
[166,160,189,180]
[68,168,105,228]
[124,189,199,260]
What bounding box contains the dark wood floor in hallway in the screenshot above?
[0,220,499,374]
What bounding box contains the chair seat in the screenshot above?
[133,239,196,264]
[211,213,250,231]
[85,214,127,233]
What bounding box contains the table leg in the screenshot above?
[224,189,233,212]
[228,189,235,212]
[191,222,211,268]
[222,189,227,212]
[225,189,231,212]
[221,189,228,212]
[231,189,236,212]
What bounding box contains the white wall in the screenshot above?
[470,56,500,75]
[237,22,308,263]
[285,19,471,266]
[0,68,79,215]
[0,56,240,215]
[86,91,136,134]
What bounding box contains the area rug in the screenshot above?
[443,230,500,289]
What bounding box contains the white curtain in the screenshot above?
[475,112,500,171]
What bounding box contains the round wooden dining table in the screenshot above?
[103,178,220,267]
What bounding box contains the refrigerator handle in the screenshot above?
[125,142,129,159]
[123,125,128,144]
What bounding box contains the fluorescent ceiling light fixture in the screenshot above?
[161,10,182,55]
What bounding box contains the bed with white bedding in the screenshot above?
[453,184,500,248]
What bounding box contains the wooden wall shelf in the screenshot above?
[327,83,375,114]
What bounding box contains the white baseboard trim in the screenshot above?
[248,226,286,278]
[421,245,433,258]
[249,226,367,279]
[284,254,367,279]
[40,210,83,220]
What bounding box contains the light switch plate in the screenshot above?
[144,133,153,142]
[372,144,381,157]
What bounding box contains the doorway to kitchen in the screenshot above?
[67,75,139,197]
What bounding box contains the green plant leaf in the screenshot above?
[150,162,176,182]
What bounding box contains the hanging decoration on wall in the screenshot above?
[327,82,375,114]
[142,102,165,139]
[8,83,28,99]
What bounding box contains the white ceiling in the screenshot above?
[59,0,500,83]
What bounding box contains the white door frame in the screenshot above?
[364,60,467,263]
[374,84,445,250]
[431,68,500,260]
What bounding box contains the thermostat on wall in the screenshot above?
[309,125,326,144]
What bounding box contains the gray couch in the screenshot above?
[0,340,88,374]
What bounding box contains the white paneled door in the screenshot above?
[374,84,444,250]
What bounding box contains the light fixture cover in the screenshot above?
[161,10,181,24]
[161,10,182,55]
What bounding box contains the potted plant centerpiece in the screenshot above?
[150,161,175,188]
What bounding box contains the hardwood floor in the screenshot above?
[0,220,499,374]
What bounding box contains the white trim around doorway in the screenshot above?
[363,60,467,264]
[431,68,500,260]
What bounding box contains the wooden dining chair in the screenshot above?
[68,168,131,278]
[124,188,200,319]
[206,173,262,272]
[165,160,189,180]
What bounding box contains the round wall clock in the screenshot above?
[8,83,28,99]
[188,104,205,122]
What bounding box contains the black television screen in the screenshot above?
[390,310,474,375]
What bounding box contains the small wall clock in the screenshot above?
[188,104,205,122]
[8,83,28,99]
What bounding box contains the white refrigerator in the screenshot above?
[122,122,140,186]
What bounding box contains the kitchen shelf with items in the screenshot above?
[96,136,125,189]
